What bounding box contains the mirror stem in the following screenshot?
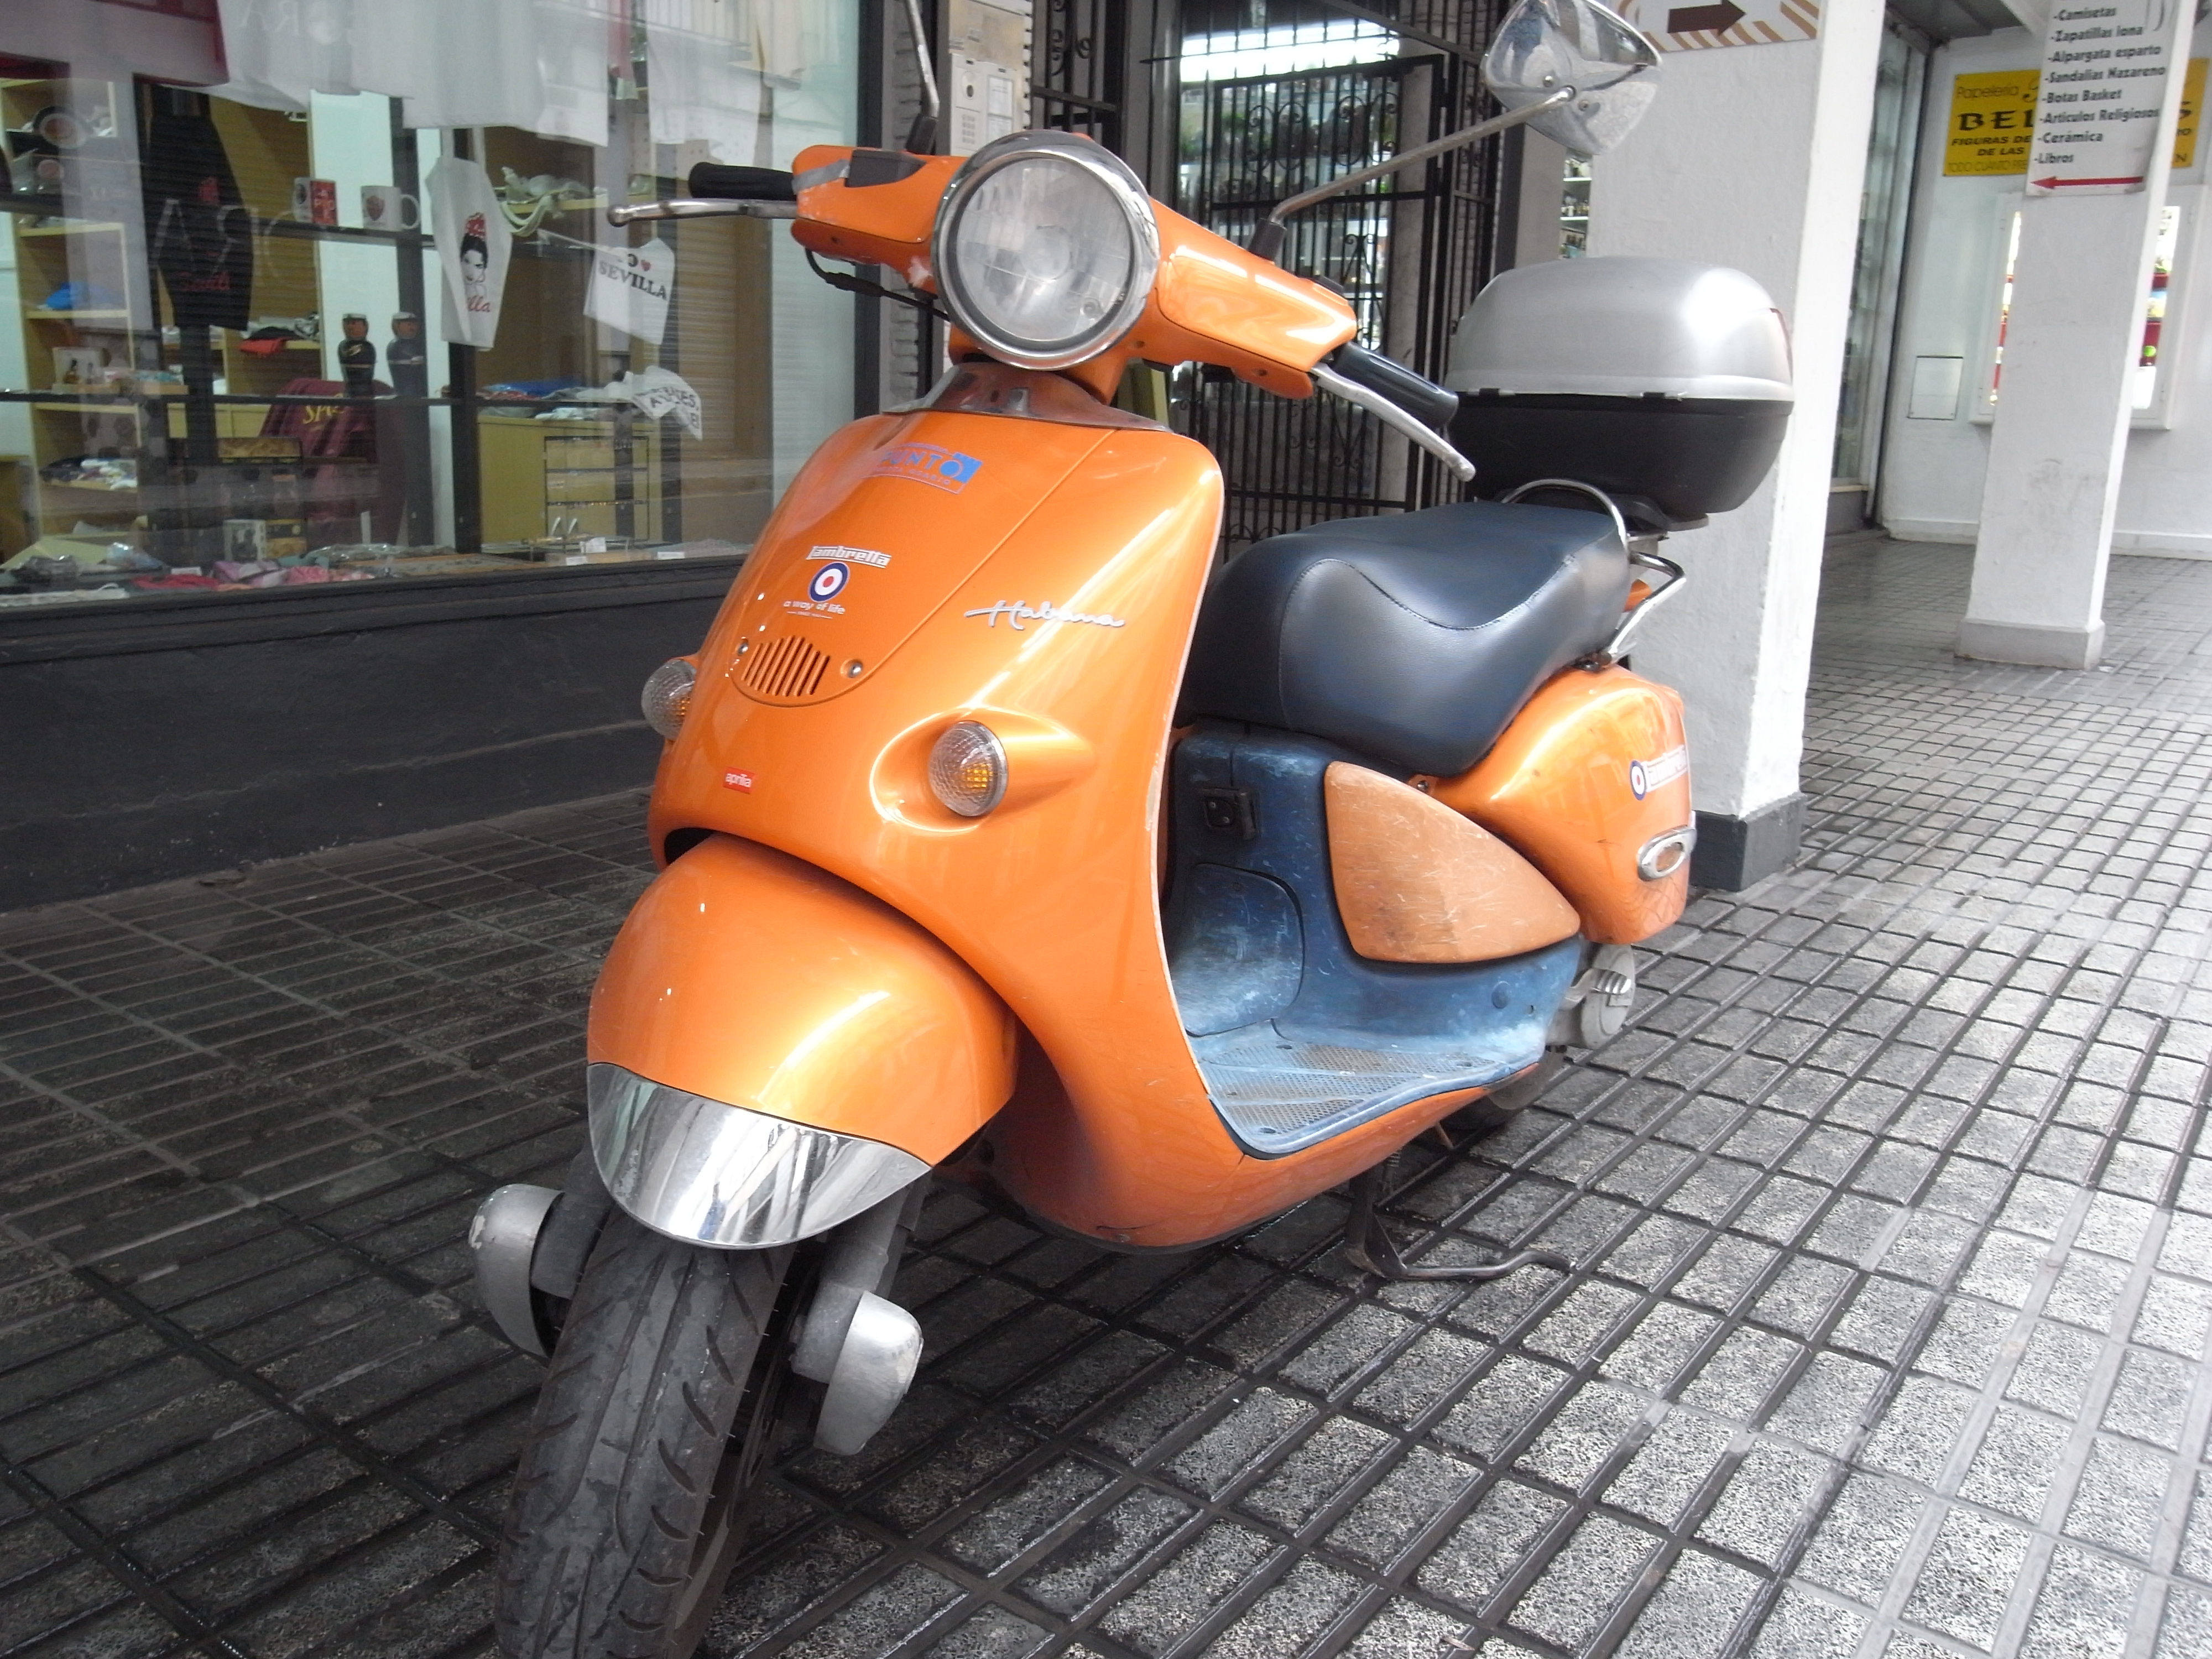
[900,0,942,154]
[1249,86,1574,264]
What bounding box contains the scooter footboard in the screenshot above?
[588,834,1016,1245]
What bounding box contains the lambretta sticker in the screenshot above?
[1629,745,1689,800]
[809,545,890,567]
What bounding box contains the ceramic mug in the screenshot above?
[290,177,338,226]
[359,186,420,232]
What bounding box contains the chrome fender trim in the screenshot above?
[587,1062,931,1248]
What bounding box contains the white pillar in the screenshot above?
[1959,8,2194,669]
[1586,15,1884,888]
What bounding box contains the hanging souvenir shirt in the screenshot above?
[644,7,764,163]
[614,366,703,439]
[430,158,513,349]
[139,88,253,331]
[215,0,610,147]
[585,238,675,346]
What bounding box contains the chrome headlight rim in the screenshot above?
[932,129,1160,373]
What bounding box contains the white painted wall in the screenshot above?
[1882,21,2212,554]
[1587,17,1884,823]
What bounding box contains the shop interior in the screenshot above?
[0,38,849,607]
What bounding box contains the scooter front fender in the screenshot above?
[587,833,1015,1245]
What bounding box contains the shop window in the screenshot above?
[1,0,856,609]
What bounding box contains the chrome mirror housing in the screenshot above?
[1483,0,1661,158]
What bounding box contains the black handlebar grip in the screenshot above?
[687,164,797,202]
[1327,341,1459,432]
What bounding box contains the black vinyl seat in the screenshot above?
[1178,499,1634,776]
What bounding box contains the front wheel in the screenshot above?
[495,1212,794,1659]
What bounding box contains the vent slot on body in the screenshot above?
[741,634,831,701]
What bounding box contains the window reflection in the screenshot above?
[1,0,855,607]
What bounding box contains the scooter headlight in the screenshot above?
[641,658,696,740]
[928,721,1008,817]
[932,131,1159,372]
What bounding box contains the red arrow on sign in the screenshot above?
[2031,175,2146,188]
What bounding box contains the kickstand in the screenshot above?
[1344,1165,1572,1282]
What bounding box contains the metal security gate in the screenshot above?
[1172,2,1512,549]
[1032,0,1126,144]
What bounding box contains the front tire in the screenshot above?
[495,1212,793,1659]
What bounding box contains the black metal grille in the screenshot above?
[1032,0,1125,145]
[1172,2,1513,550]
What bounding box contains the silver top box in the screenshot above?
[1445,256,1793,404]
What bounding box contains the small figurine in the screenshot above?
[385,310,427,397]
[336,312,377,395]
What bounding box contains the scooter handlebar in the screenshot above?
[1312,345,1474,482]
[688,164,798,201]
[607,164,803,226]
[1325,341,1459,432]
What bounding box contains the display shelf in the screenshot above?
[27,397,172,410]
[35,485,139,507]
[258,219,437,248]
[4,77,347,551]
[481,415,662,544]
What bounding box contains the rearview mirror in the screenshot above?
[1483,0,1660,158]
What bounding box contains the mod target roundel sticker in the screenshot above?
[808,561,851,602]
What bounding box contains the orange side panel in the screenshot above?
[1427,667,1692,946]
[1324,764,1580,963]
[588,834,1015,1165]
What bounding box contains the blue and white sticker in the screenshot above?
[1630,744,1689,800]
[808,561,851,602]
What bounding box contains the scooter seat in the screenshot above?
[1178,499,1632,775]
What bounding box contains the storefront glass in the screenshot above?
[0,0,854,608]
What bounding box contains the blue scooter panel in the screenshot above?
[1165,724,1581,1157]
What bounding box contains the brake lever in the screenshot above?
[607,199,799,226]
[1310,362,1475,482]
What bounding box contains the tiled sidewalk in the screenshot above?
[4,540,2211,1659]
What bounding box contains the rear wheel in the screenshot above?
[495,1212,794,1659]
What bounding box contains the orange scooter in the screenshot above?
[468,4,1793,1654]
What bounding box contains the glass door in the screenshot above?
[1832,17,1929,533]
